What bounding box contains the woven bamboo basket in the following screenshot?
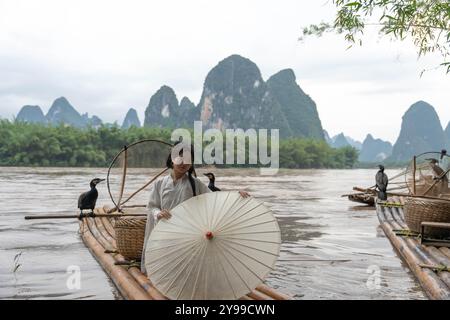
[114,217,147,260]
[404,196,450,238]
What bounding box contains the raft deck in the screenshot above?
[79,206,291,300]
[376,197,450,300]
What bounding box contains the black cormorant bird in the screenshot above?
[426,158,448,184]
[426,158,445,178]
[375,165,389,201]
[78,178,105,214]
[204,173,221,192]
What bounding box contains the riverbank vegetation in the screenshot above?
[0,120,359,168]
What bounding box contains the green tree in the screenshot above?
[301,0,450,73]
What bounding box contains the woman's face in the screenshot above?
[172,156,192,175]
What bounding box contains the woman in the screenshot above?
[141,142,249,273]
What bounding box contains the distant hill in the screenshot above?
[344,135,362,150]
[15,55,326,138]
[144,85,198,128]
[122,108,141,129]
[390,101,447,162]
[46,97,103,128]
[16,97,103,128]
[16,105,47,124]
[46,97,86,127]
[358,134,392,162]
[266,69,324,139]
[332,133,351,148]
[196,55,291,136]
[323,130,333,145]
[325,132,362,149]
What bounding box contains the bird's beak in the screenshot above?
[99,179,106,183]
[203,173,209,176]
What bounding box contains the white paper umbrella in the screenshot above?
[144,191,281,300]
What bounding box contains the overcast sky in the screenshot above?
[0,0,449,143]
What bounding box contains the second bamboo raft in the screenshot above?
[376,196,450,300]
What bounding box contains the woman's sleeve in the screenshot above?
[147,180,162,221]
[141,179,162,273]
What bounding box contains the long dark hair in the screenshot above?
[166,142,197,196]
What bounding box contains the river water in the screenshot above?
[0,167,425,300]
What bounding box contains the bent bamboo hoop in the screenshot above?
[116,146,128,211]
[80,206,291,300]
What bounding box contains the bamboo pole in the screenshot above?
[376,203,450,299]
[255,284,291,300]
[24,213,147,220]
[80,218,151,300]
[119,167,169,207]
[116,146,128,211]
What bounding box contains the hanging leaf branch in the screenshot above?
[300,0,450,73]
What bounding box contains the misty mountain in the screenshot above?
[323,130,333,145]
[325,132,361,149]
[46,97,103,128]
[16,105,47,124]
[266,69,324,139]
[122,108,141,129]
[345,136,362,150]
[358,134,392,162]
[143,54,324,139]
[46,97,86,127]
[16,97,104,128]
[144,86,198,128]
[332,133,351,148]
[196,55,292,136]
[390,100,447,162]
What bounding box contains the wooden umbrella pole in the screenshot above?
[116,146,128,210]
[25,213,147,220]
[119,167,169,207]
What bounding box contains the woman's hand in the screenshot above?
[157,209,172,220]
[238,190,250,198]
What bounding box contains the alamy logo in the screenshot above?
[366,265,381,290]
[66,265,81,290]
[171,121,280,175]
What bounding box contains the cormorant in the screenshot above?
[426,158,445,178]
[78,178,105,214]
[203,173,221,192]
[426,158,449,185]
[439,150,449,177]
[375,165,389,201]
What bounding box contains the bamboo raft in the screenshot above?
[79,206,291,300]
[376,196,450,300]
